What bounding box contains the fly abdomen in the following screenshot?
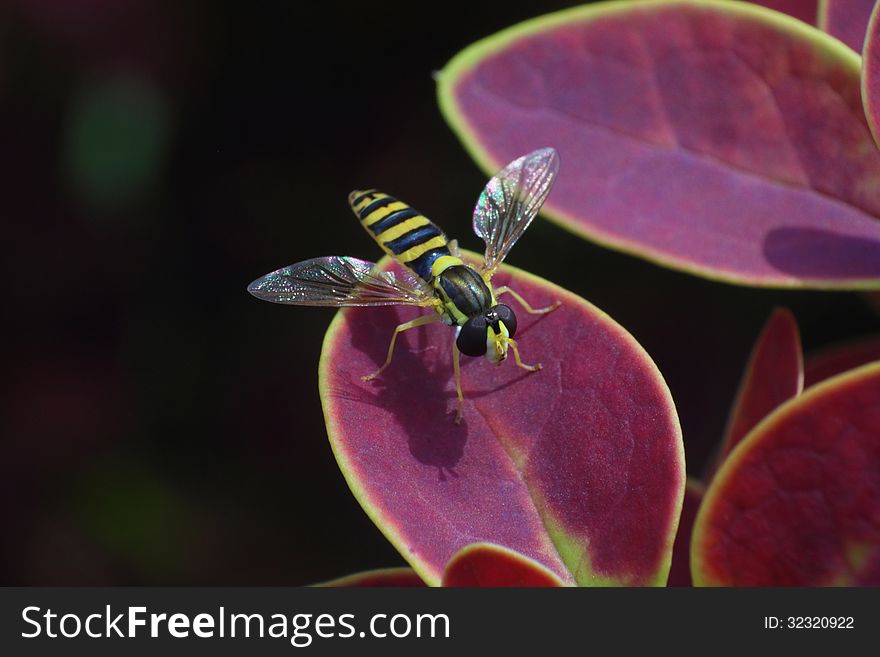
[349,189,451,282]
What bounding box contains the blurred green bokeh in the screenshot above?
[69,457,190,579]
[65,77,168,210]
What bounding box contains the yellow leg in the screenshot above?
[494,285,560,314]
[452,343,464,423]
[509,338,541,372]
[362,313,441,381]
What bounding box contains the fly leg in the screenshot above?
[508,338,541,372]
[452,342,464,424]
[494,285,560,315]
[362,313,441,382]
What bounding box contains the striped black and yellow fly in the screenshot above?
[248,147,560,422]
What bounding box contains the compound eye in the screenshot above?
[456,317,488,357]
[493,304,517,338]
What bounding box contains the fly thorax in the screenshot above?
[433,264,493,326]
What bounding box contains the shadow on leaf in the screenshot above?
[346,306,467,479]
[763,227,880,280]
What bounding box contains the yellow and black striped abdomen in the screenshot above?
[349,189,451,282]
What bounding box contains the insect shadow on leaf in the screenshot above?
[347,304,467,480]
[763,227,880,280]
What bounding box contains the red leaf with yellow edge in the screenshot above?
[438,1,880,288]
[819,0,874,51]
[716,308,803,463]
[860,0,880,148]
[320,252,684,586]
[692,363,880,585]
[442,543,565,587]
[752,1,817,25]
[805,335,880,387]
[314,567,426,587]
[667,478,705,587]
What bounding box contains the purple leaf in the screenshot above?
[438,1,880,288]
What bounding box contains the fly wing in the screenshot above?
[247,256,435,307]
[472,147,559,277]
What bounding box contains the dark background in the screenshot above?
[2,0,878,585]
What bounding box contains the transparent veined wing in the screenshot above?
[472,147,559,277]
[247,256,435,307]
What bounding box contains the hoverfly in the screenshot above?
[248,147,560,422]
